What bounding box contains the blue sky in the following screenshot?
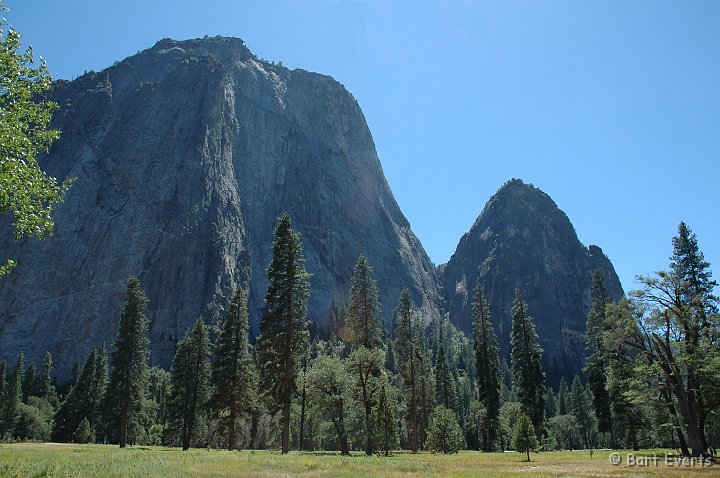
[8,0,720,292]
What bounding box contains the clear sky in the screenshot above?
[7,0,719,292]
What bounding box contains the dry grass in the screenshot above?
[0,443,716,477]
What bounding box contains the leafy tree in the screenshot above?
[512,414,537,461]
[434,346,457,412]
[346,255,382,349]
[256,213,310,454]
[510,289,545,439]
[167,318,211,451]
[0,3,71,276]
[374,383,399,456]
[211,285,258,450]
[426,405,465,454]
[547,414,582,450]
[584,270,615,447]
[394,289,420,452]
[347,345,385,455]
[14,400,51,441]
[305,355,353,455]
[102,277,150,448]
[471,284,501,451]
[0,352,24,436]
[22,362,35,402]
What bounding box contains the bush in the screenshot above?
[426,406,465,454]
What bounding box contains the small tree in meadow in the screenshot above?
[426,405,465,454]
[512,414,537,462]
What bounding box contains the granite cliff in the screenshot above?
[0,37,441,377]
[440,179,623,382]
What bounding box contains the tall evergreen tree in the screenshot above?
[22,362,35,402]
[374,383,399,456]
[167,318,211,451]
[102,276,150,448]
[0,360,6,404]
[53,349,99,442]
[348,346,385,455]
[510,289,546,439]
[544,386,557,419]
[346,254,382,349]
[434,346,457,412]
[0,352,24,437]
[556,377,568,416]
[92,345,108,430]
[256,213,310,454]
[394,289,420,452]
[569,375,596,449]
[36,352,53,400]
[583,270,615,448]
[471,284,501,451]
[211,285,258,451]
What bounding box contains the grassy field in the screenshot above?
[0,443,716,477]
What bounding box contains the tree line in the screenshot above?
[1,217,718,458]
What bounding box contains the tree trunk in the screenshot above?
[119,406,128,448]
[299,356,308,451]
[282,399,291,454]
[365,401,373,455]
[228,404,236,451]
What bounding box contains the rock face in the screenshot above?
[440,179,623,383]
[0,37,441,378]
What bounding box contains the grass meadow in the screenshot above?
[0,443,716,477]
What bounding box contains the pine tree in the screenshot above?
[53,349,98,442]
[394,289,420,452]
[583,270,614,448]
[92,345,108,431]
[22,362,35,402]
[103,277,150,448]
[544,386,557,420]
[569,375,596,449]
[346,254,382,349]
[0,352,24,437]
[512,414,537,461]
[556,377,568,416]
[167,318,211,451]
[211,285,257,451]
[36,352,53,400]
[434,346,457,412]
[471,284,501,451]
[385,341,397,375]
[256,213,310,454]
[0,360,6,404]
[374,384,399,456]
[510,289,545,439]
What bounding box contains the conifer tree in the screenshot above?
[211,285,257,451]
[374,384,399,456]
[512,414,537,461]
[53,349,99,442]
[36,352,53,400]
[394,289,420,452]
[92,345,108,430]
[0,360,6,404]
[256,213,310,454]
[510,289,546,439]
[544,386,557,420]
[569,375,596,449]
[167,318,211,451]
[0,352,24,437]
[348,345,385,455]
[434,346,457,412]
[22,362,35,402]
[471,284,501,451]
[103,277,150,448]
[556,377,568,416]
[583,270,615,447]
[346,254,382,349]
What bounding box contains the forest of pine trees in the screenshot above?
[0,218,718,458]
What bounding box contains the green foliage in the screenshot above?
[373,384,399,456]
[210,285,257,450]
[21,362,35,402]
[0,360,6,405]
[35,352,53,401]
[426,405,465,454]
[556,377,568,416]
[394,288,422,452]
[569,376,597,449]
[471,284,501,451]
[434,346,457,412]
[510,290,545,439]
[0,7,72,276]
[547,414,582,450]
[73,417,93,444]
[306,355,353,455]
[0,352,24,437]
[346,255,382,349]
[256,213,310,454]
[347,345,385,455]
[167,319,211,451]
[102,277,150,447]
[512,414,537,461]
[14,401,51,441]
